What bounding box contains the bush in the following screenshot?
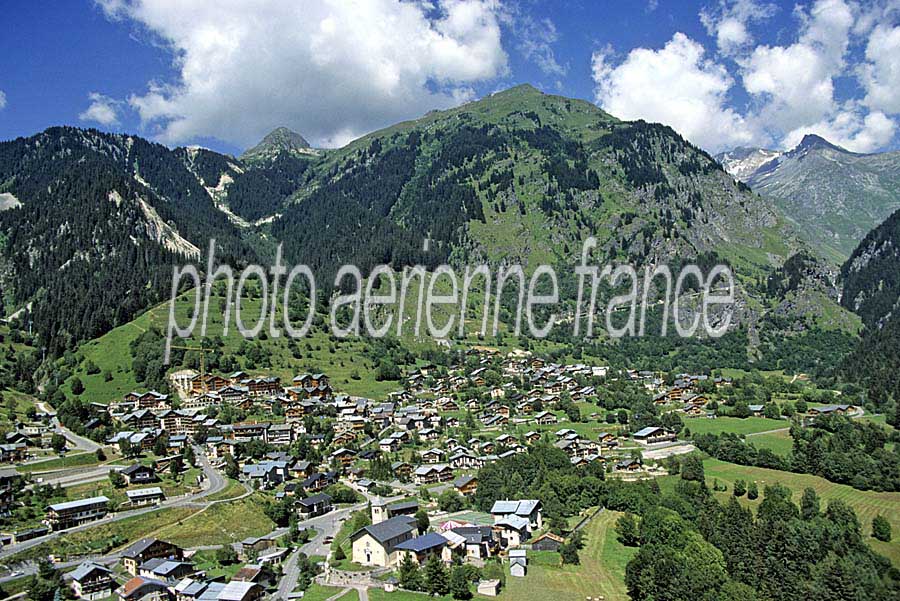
[873,515,892,542]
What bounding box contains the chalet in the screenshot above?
[748,404,765,417]
[446,525,497,559]
[632,426,676,444]
[126,487,166,507]
[330,448,357,469]
[189,374,229,395]
[237,536,276,561]
[350,515,417,567]
[482,415,508,427]
[413,464,454,485]
[333,430,357,447]
[267,424,294,446]
[419,428,440,441]
[120,409,159,430]
[289,460,313,479]
[597,432,618,448]
[0,442,27,462]
[534,411,557,425]
[449,451,480,470]
[391,461,412,480]
[124,391,171,411]
[615,458,643,472]
[808,404,853,416]
[296,493,332,518]
[219,385,250,404]
[490,499,542,531]
[494,515,530,548]
[372,499,419,524]
[46,496,109,531]
[116,576,171,601]
[181,392,222,411]
[302,471,338,492]
[243,376,282,397]
[524,431,541,444]
[138,558,195,584]
[232,422,270,442]
[120,538,184,576]
[453,474,477,496]
[217,581,264,601]
[379,438,400,453]
[421,448,445,464]
[67,562,115,600]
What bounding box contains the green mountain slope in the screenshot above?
[839,209,900,407]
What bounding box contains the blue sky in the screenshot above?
[1,0,898,155]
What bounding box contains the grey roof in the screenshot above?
[48,495,109,512]
[351,515,417,546]
[395,532,448,552]
[632,426,663,437]
[69,562,112,581]
[387,499,419,512]
[297,493,332,507]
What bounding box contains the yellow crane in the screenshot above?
[169,344,210,393]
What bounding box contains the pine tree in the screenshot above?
[398,553,420,591]
[450,565,472,600]
[616,512,640,546]
[800,488,820,520]
[872,515,891,542]
[423,555,449,596]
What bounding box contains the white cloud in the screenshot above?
[97,0,508,148]
[515,16,567,77]
[700,0,777,56]
[591,33,757,152]
[782,105,896,153]
[860,24,900,115]
[78,92,122,126]
[0,90,6,110]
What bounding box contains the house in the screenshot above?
[493,515,530,547]
[447,525,497,559]
[413,464,454,485]
[615,458,643,472]
[67,562,115,600]
[126,487,166,507]
[302,471,338,492]
[509,549,527,577]
[138,559,195,584]
[747,404,765,417]
[421,448,445,464]
[531,532,564,551]
[120,538,184,576]
[237,536,275,561]
[232,564,276,588]
[45,496,109,531]
[453,475,478,496]
[350,515,418,567]
[395,532,448,565]
[116,576,172,601]
[534,411,557,425]
[379,438,400,453]
[490,499,542,532]
[808,404,853,416]
[371,498,419,524]
[391,461,412,480]
[330,448,357,469]
[122,464,157,485]
[632,426,676,444]
[0,442,27,462]
[296,493,332,518]
[215,581,265,601]
[477,580,501,597]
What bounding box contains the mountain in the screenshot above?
[0,86,861,364]
[0,127,259,355]
[240,126,316,163]
[716,146,782,180]
[717,134,900,263]
[839,208,900,407]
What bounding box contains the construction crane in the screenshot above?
[169,344,210,393]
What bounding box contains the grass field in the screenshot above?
[746,429,794,455]
[204,478,247,502]
[699,458,900,565]
[7,505,200,563]
[153,493,274,548]
[493,509,635,601]
[303,585,359,601]
[684,416,787,437]
[16,451,107,473]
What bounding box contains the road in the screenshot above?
[0,446,225,563]
[36,400,101,453]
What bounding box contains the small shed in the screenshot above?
[477,579,501,596]
[509,549,527,577]
[531,532,564,552]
